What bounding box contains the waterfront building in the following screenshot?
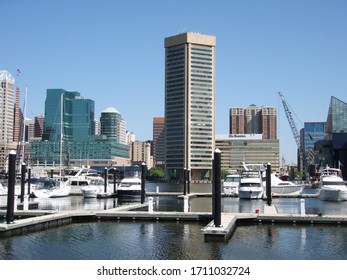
[42,89,95,142]
[302,122,326,175]
[30,89,129,168]
[229,105,277,139]
[130,140,152,168]
[164,32,216,181]
[215,134,280,172]
[0,70,17,172]
[152,117,165,168]
[324,96,347,179]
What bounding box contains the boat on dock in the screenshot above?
[318,167,347,201]
[238,170,263,199]
[223,173,240,195]
[32,179,71,198]
[242,162,304,195]
[116,177,142,198]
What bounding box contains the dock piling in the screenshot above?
[148,197,153,213]
[213,148,222,227]
[300,199,306,216]
[27,167,31,195]
[6,151,16,224]
[141,162,146,204]
[266,163,272,206]
[20,162,26,203]
[184,195,188,212]
[104,167,108,193]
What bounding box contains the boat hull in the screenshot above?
[81,186,102,198]
[318,189,347,201]
[238,188,263,199]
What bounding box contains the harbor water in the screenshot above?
[1,183,347,260]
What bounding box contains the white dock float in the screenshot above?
[202,213,256,242]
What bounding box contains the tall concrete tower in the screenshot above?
[164,33,216,181]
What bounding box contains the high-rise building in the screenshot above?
[100,107,126,144]
[13,87,23,143]
[100,107,121,140]
[34,115,45,139]
[229,105,277,139]
[0,70,17,172]
[0,70,15,143]
[164,32,216,181]
[262,107,277,139]
[152,117,165,168]
[229,108,245,134]
[43,89,95,142]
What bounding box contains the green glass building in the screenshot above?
[30,89,129,167]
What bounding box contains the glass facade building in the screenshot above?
[30,89,129,167]
[164,32,216,181]
[100,107,121,140]
[43,89,95,142]
[302,122,326,166]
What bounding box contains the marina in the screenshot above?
[1,182,347,260]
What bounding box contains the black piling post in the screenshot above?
[113,168,117,194]
[213,148,222,227]
[183,168,187,195]
[27,167,31,195]
[50,168,53,178]
[266,163,272,206]
[20,162,26,203]
[104,167,108,193]
[6,151,16,224]
[141,162,146,204]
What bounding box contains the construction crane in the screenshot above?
[278,91,300,147]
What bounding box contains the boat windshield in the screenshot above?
[323,181,346,186]
[224,177,240,183]
[240,183,261,187]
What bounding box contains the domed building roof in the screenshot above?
[102,107,120,114]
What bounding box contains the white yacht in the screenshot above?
[116,177,142,198]
[80,177,105,198]
[32,179,71,198]
[223,174,240,195]
[242,162,304,195]
[318,167,347,201]
[238,170,263,199]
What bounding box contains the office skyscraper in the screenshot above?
[152,117,165,168]
[0,70,15,142]
[164,33,216,181]
[0,70,16,172]
[43,89,95,142]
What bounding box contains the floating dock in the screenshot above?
[1,202,347,240]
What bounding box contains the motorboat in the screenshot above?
[270,175,304,195]
[32,179,71,198]
[242,162,303,195]
[116,177,143,198]
[238,170,263,199]
[80,177,105,198]
[223,173,240,195]
[318,167,347,201]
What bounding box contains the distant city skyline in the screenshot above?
[2,0,347,164]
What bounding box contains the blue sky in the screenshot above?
[2,0,347,164]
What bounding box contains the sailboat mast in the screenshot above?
[59,92,63,178]
[21,85,28,163]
